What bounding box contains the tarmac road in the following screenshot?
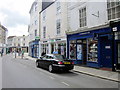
[2,54,119,88]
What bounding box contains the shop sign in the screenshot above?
[79,32,90,35]
[35,36,40,40]
[50,39,55,42]
[43,41,47,43]
[55,39,61,41]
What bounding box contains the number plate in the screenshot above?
[64,62,70,64]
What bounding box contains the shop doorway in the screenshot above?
[51,44,54,54]
[100,36,112,68]
[116,42,120,69]
[77,39,87,65]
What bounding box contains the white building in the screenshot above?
[28,0,42,58]
[0,23,8,54]
[7,36,15,48]
[66,0,120,69]
[40,0,68,56]
[68,0,120,31]
[7,35,29,52]
[29,0,42,41]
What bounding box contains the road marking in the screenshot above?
[61,82,70,86]
[49,76,55,79]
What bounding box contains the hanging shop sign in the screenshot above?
[79,31,90,35]
[112,27,118,32]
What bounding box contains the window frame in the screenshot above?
[107,0,120,20]
[43,26,46,38]
[56,19,61,35]
[79,7,87,28]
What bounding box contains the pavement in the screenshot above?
[17,53,120,82]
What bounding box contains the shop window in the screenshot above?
[87,38,98,62]
[77,40,82,60]
[69,40,76,59]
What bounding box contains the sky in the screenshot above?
[0,0,34,37]
[0,0,110,37]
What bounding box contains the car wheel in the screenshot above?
[49,65,54,73]
[36,61,39,68]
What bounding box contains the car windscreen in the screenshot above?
[54,55,66,60]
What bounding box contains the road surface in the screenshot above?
[2,54,119,88]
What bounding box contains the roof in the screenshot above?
[29,1,37,14]
[0,24,8,31]
[7,36,16,39]
[40,0,55,13]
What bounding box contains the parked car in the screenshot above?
[36,54,74,72]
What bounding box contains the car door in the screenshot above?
[41,55,48,68]
[45,55,54,68]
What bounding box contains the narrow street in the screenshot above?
[2,54,118,88]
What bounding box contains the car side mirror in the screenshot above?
[38,57,43,59]
[40,57,43,59]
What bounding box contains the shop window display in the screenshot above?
[77,40,82,60]
[69,40,76,59]
[87,38,98,62]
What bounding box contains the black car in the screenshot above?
[36,54,74,72]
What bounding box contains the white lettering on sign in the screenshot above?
[105,46,111,49]
[113,27,117,32]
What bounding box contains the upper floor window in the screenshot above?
[56,1,61,14]
[56,19,61,35]
[35,29,37,37]
[23,43,25,46]
[107,0,120,20]
[79,7,87,27]
[35,4,37,11]
[43,11,46,21]
[35,20,37,25]
[43,26,46,38]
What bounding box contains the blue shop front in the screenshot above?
[29,40,39,58]
[110,20,120,70]
[67,23,120,69]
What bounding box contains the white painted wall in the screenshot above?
[87,1,108,28]
[40,1,68,41]
[29,0,42,42]
[12,36,29,47]
[68,0,108,31]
